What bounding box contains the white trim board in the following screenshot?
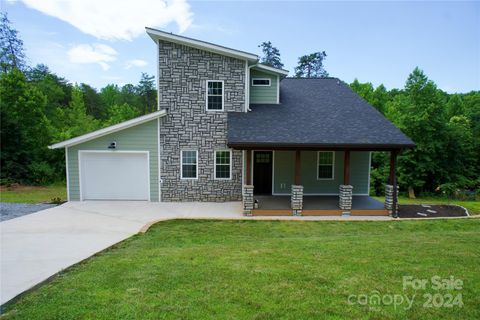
[253,64,289,76]
[146,27,258,62]
[49,110,166,149]
[65,146,70,201]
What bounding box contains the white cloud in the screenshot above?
[19,0,193,41]
[125,59,148,69]
[67,44,118,70]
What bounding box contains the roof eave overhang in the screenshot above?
[146,27,258,62]
[49,110,167,149]
[253,64,289,76]
[227,142,415,151]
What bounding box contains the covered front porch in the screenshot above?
[252,195,387,216]
[239,148,400,217]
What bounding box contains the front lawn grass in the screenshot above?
[3,219,479,319]
[0,183,66,203]
[373,195,480,215]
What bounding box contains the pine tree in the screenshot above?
[0,12,26,73]
[258,41,284,69]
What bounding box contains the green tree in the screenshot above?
[385,67,447,196]
[100,84,121,110]
[294,52,328,78]
[446,94,465,119]
[27,64,72,120]
[258,41,284,69]
[105,103,140,126]
[80,83,105,119]
[0,69,53,183]
[0,12,26,73]
[136,73,156,114]
[443,116,477,187]
[52,86,100,142]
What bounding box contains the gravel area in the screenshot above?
[0,203,57,222]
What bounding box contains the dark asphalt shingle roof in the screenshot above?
[227,78,415,149]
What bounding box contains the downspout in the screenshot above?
[246,63,257,112]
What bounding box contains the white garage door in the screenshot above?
[80,152,149,200]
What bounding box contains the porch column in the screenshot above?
[385,150,399,217]
[291,150,303,216]
[243,150,254,216]
[339,150,353,214]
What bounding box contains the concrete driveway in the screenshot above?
[0,201,243,306]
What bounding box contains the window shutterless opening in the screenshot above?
[181,150,198,179]
[252,78,271,86]
[214,150,232,180]
[206,80,224,111]
[317,151,335,180]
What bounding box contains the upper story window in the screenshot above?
[252,78,271,86]
[206,80,224,111]
[214,150,232,180]
[181,150,198,179]
[317,151,334,180]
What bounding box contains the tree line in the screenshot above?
[1,13,479,198]
[1,13,156,184]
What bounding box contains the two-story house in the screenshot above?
[50,27,414,217]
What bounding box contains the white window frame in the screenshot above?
[214,149,232,180]
[206,80,224,111]
[252,78,271,87]
[317,151,335,180]
[180,149,198,180]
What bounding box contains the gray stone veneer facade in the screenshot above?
[158,40,245,201]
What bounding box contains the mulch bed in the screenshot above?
[398,204,468,218]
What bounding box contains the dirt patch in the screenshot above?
[398,204,468,218]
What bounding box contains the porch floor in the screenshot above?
[254,195,384,210]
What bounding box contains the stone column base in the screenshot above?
[385,184,399,214]
[339,185,353,213]
[243,185,254,216]
[291,185,304,216]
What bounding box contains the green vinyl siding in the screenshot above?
[66,119,159,201]
[250,69,278,104]
[273,151,370,195]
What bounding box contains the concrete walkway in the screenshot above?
[0,201,391,306]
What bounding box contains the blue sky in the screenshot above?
[3,0,479,93]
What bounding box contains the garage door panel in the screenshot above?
[80,152,149,200]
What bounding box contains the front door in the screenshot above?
[253,151,273,195]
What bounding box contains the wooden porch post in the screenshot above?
[343,150,350,185]
[295,150,301,185]
[246,150,252,185]
[390,150,398,217]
